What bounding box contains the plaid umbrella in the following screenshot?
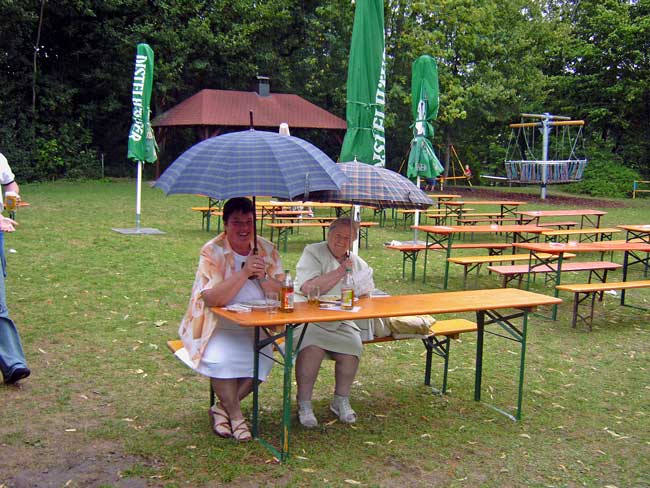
[155,129,348,252]
[155,129,346,200]
[303,161,433,210]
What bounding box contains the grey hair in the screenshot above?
[328,216,360,234]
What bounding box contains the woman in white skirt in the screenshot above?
[293,217,375,428]
[178,198,284,441]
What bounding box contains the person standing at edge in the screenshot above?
[0,152,30,385]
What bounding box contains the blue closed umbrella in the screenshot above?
[155,129,348,251]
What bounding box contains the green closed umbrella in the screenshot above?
[339,0,386,167]
[126,43,159,233]
[407,55,444,241]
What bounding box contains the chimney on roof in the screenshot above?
[256,75,270,97]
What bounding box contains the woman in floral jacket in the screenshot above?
[178,197,284,441]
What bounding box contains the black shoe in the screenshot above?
[5,367,30,385]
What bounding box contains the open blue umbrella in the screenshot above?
[155,128,348,251]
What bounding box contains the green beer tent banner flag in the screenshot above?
[339,0,386,167]
[407,55,444,180]
[128,43,157,163]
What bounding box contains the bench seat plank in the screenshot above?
[488,261,622,288]
[555,279,650,329]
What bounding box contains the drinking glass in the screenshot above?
[307,286,320,305]
[265,292,279,314]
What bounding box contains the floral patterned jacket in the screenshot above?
[178,233,284,366]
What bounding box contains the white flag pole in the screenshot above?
[135,161,143,231]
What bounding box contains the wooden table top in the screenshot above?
[211,289,562,327]
[541,227,621,236]
[514,241,650,254]
[617,224,650,233]
[516,209,607,217]
[412,224,545,234]
[443,200,527,206]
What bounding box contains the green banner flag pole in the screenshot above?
[407,55,444,242]
[339,0,386,167]
[127,43,158,232]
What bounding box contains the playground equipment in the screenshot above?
[633,180,650,198]
[435,144,473,191]
[505,113,587,199]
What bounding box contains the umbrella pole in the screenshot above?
[413,176,421,242]
[252,196,258,254]
[136,161,143,231]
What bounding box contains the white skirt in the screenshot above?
[193,323,274,381]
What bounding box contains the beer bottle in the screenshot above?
[280,270,294,313]
[340,268,354,310]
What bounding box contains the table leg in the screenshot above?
[474,310,485,402]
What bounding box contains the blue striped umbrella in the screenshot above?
[304,161,433,210]
[155,129,347,200]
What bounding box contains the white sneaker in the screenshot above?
[298,401,318,428]
[330,395,356,424]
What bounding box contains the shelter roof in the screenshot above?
[152,89,346,130]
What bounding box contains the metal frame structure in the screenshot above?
[505,113,587,199]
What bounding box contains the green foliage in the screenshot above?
[566,146,640,198]
[1,1,649,180]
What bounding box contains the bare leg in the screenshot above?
[331,352,359,396]
[212,377,246,421]
[237,378,254,401]
[295,345,326,401]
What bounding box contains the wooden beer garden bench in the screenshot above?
[487,260,622,288]
[536,221,578,230]
[386,242,512,281]
[448,252,577,288]
[541,227,622,243]
[556,280,650,330]
[167,317,478,405]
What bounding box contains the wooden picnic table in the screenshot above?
[442,200,526,219]
[210,288,561,461]
[425,193,462,209]
[516,209,607,229]
[412,224,546,289]
[617,224,650,243]
[513,240,650,319]
[541,227,622,243]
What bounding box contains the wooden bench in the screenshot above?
[268,221,379,252]
[456,217,520,226]
[448,252,577,288]
[487,261,623,288]
[167,318,478,405]
[536,221,577,230]
[556,280,650,329]
[386,242,512,281]
[542,227,622,243]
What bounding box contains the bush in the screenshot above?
[565,146,640,199]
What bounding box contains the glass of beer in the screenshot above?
[307,286,320,305]
[4,191,17,212]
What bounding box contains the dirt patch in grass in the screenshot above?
[445,186,625,208]
[2,437,164,488]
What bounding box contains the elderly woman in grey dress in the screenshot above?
[293,217,375,427]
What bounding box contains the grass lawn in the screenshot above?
[1,179,649,487]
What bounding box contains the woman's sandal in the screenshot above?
[209,405,232,438]
[230,418,252,442]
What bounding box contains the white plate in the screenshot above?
[240,299,269,310]
[319,295,340,304]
